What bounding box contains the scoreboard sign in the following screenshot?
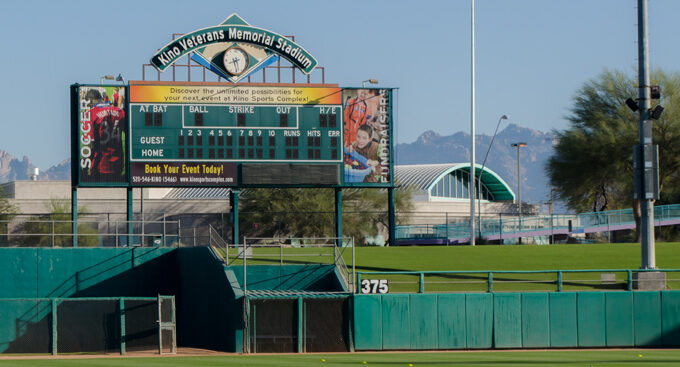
[71,15,394,188]
[128,83,343,186]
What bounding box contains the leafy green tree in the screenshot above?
[0,186,17,215]
[0,187,19,245]
[20,198,99,247]
[239,186,413,245]
[546,69,680,240]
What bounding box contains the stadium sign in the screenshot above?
[150,14,318,82]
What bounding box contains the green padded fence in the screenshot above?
[0,296,172,355]
[353,291,680,350]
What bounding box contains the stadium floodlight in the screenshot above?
[477,114,509,240]
[115,74,125,84]
[650,105,664,120]
[100,75,115,84]
[362,79,379,88]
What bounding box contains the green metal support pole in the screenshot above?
[51,299,57,355]
[487,272,493,293]
[231,189,240,246]
[557,271,563,292]
[335,188,342,247]
[71,187,78,247]
[388,187,396,246]
[627,270,633,291]
[445,212,449,243]
[120,298,126,355]
[245,298,251,353]
[297,297,304,353]
[348,294,355,352]
[127,187,133,247]
[419,272,425,293]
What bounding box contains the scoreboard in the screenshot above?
[129,103,342,162]
[126,83,344,187]
[74,83,392,188]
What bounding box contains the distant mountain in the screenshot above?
[41,159,70,180]
[396,124,556,208]
[0,150,69,183]
[0,150,36,182]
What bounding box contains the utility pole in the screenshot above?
[637,0,656,269]
[469,0,477,246]
[512,142,526,244]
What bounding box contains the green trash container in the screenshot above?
[148,234,163,247]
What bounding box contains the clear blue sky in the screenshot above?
[1,0,678,169]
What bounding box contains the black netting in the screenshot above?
[250,299,297,353]
[304,299,349,352]
[1,300,52,354]
[124,300,158,351]
[160,298,174,323]
[161,329,175,353]
[57,300,120,354]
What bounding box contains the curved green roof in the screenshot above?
[395,163,515,201]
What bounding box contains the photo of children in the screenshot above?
[343,88,390,184]
[343,89,380,148]
[345,124,381,183]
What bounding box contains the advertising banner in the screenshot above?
[128,83,343,165]
[129,84,341,105]
[130,162,237,186]
[343,89,392,186]
[77,85,128,186]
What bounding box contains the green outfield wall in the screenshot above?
[0,248,351,354]
[353,291,680,350]
[228,264,345,292]
[0,248,178,299]
[0,247,247,353]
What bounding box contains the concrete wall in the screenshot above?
[404,201,539,226]
[2,181,229,215]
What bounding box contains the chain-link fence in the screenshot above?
[0,296,175,355]
[247,297,350,353]
[356,269,680,293]
[0,212,214,247]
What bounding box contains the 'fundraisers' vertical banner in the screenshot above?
[342,88,392,186]
[77,86,128,185]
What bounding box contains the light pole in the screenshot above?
[100,75,114,84]
[469,0,477,246]
[636,0,656,269]
[100,74,125,85]
[477,115,509,240]
[512,142,527,243]
[362,79,378,88]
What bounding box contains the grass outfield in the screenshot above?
[2,350,680,366]
[227,242,680,271]
[224,242,680,292]
[351,242,680,272]
[350,243,680,292]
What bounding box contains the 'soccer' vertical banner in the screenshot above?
[77,86,128,185]
[343,88,392,185]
